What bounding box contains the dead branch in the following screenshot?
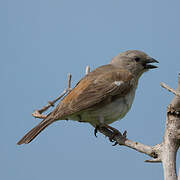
[32,73,72,119]
[98,126,162,160]
[161,82,180,97]
[160,75,180,180]
[86,65,90,75]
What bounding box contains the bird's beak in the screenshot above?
[144,57,159,69]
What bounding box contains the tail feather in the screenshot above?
[17,118,54,145]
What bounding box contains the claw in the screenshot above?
[111,130,127,146]
[101,124,127,146]
[94,125,99,137]
[109,130,120,142]
[103,124,121,142]
[112,141,118,146]
[94,124,127,146]
[123,130,127,138]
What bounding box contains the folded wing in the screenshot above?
[51,65,134,119]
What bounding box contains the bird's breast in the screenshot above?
[101,88,136,124]
[76,88,136,125]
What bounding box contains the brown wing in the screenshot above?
[51,65,134,119]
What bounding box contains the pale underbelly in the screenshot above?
[69,91,135,125]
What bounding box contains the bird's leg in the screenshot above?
[93,116,107,137]
[93,116,127,143]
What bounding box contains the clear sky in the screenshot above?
[2,0,180,179]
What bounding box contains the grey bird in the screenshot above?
[17,50,158,145]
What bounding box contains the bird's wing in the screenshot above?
[51,65,134,119]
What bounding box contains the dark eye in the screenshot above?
[135,57,140,62]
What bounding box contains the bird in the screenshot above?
[17,50,158,145]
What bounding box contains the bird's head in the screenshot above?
[110,50,159,78]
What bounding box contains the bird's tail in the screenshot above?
[17,118,54,145]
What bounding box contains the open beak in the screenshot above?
[144,57,159,69]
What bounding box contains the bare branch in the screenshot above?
[98,127,161,160]
[32,73,72,119]
[160,75,180,180]
[32,110,47,119]
[32,66,89,119]
[160,82,180,97]
[86,65,90,75]
[67,73,72,90]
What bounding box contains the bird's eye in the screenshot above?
[135,57,140,62]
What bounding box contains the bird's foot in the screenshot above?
[111,130,127,146]
[94,125,100,137]
[103,124,127,146]
[94,124,127,146]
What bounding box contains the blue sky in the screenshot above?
[2,0,180,179]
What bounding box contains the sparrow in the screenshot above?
[17,50,158,145]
